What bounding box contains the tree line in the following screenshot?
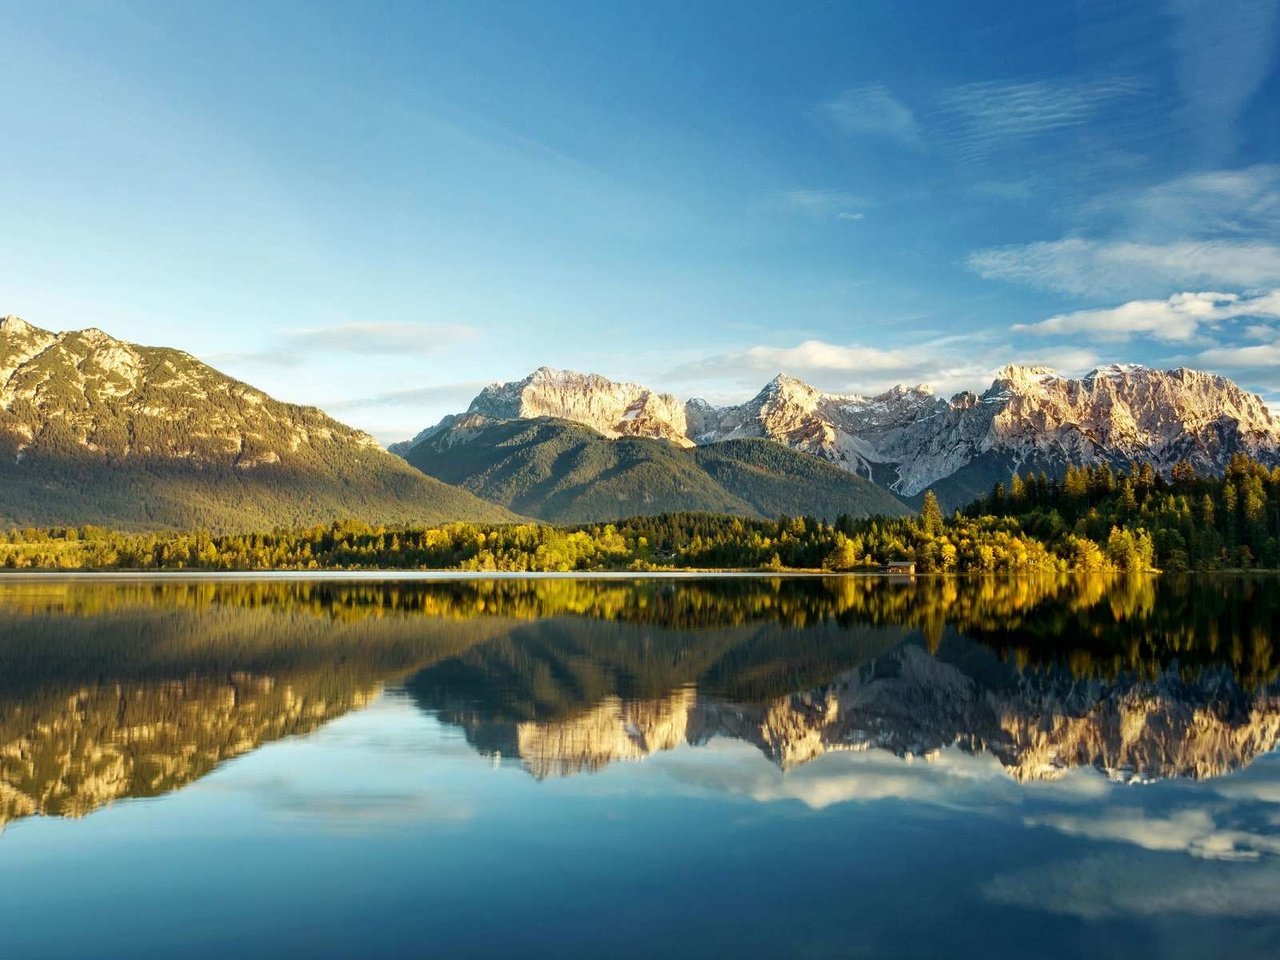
[1,455,1278,572]
[967,453,1280,571]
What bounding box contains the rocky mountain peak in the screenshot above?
[993,363,1061,389]
[0,316,59,383]
[1084,361,1154,379]
[408,361,1280,506]
[759,373,822,408]
[453,367,695,447]
[881,382,935,401]
[442,644,1280,785]
[0,315,41,337]
[765,372,813,392]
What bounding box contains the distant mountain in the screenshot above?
[0,316,514,530]
[390,366,692,453]
[404,364,1280,509]
[402,416,910,523]
[408,608,1280,784]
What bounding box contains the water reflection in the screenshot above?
[0,574,1277,827]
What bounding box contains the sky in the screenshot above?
[2,0,1279,443]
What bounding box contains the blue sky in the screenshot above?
[2,1,1278,442]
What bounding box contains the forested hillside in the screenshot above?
[967,454,1280,571]
[402,417,909,522]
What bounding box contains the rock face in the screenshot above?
[0,676,379,826]
[514,689,697,779]
[404,364,1280,505]
[392,367,693,453]
[0,316,514,529]
[0,316,363,463]
[440,643,1280,784]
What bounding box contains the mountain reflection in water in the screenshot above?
[0,574,1277,828]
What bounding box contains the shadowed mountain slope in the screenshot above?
[402,416,910,522]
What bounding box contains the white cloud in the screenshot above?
[970,238,1280,296]
[816,85,921,145]
[984,852,1280,919]
[737,340,920,372]
[973,165,1280,297]
[656,742,1019,811]
[671,338,974,396]
[667,336,1098,399]
[1215,772,1280,806]
[1197,341,1280,370]
[1027,807,1280,862]
[1015,289,1280,342]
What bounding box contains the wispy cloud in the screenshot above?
[1170,0,1280,158]
[815,85,922,145]
[969,238,1280,296]
[286,322,477,355]
[780,189,868,221]
[212,322,479,367]
[327,381,488,412]
[938,78,1145,161]
[814,76,1146,173]
[1120,164,1280,237]
[972,179,1035,202]
[1015,290,1280,342]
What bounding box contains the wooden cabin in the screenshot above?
[881,560,916,575]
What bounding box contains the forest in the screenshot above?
[1,455,1278,573]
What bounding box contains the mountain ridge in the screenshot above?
[402,362,1280,509]
[0,316,516,530]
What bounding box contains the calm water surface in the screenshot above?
[0,574,1277,959]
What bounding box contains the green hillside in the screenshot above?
[0,452,515,532]
[403,417,910,522]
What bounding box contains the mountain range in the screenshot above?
[401,363,1280,510]
[419,633,1280,783]
[0,316,513,530]
[4,313,1280,530]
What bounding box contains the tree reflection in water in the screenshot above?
[0,573,1276,825]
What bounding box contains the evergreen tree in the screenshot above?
[920,490,943,537]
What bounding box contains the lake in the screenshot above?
[0,574,1277,958]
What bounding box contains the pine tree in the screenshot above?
[920,490,943,537]
[1010,472,1027,505]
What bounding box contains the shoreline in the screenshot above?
[0,568,856,582]
[0,567,1226,581]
